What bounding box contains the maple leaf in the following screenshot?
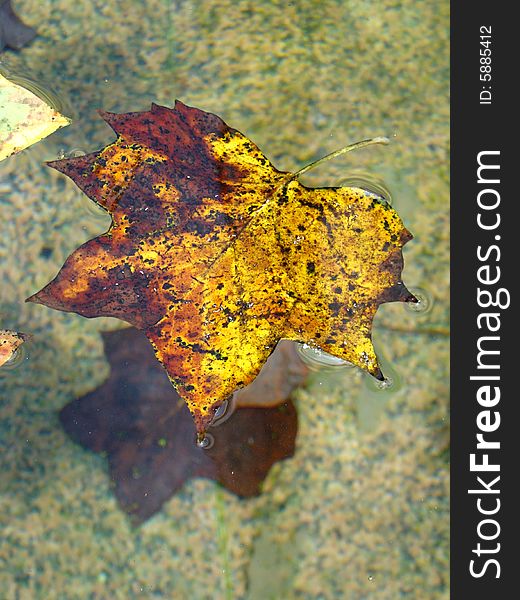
[60,327,302,523]
[28,101,416,433]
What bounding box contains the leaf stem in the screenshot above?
[294,137,390,178]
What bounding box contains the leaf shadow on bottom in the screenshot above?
[59,328,306,523]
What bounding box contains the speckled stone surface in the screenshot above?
[0,1,449,598]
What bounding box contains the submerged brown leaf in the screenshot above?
[29,101,415,432]
[60,327,305,523]
[0,1,36,53]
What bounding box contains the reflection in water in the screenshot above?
[59,327,302,523]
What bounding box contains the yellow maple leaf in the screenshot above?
[28,101,416,433]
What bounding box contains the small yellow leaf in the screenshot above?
[0,72,70,162]
[0,329,28,368]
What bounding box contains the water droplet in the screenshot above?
[375,376,393,390]
[339,171,393,205]
[296,343,354,371]
[196,432,214,450]
[405,287,433,315]
[363,352,402,394]
[67,148,86,159]
[57,148,85,160]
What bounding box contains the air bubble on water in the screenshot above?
[196,432,214,450]
[405,287,433,315]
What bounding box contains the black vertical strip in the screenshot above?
[451,3,514,596]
